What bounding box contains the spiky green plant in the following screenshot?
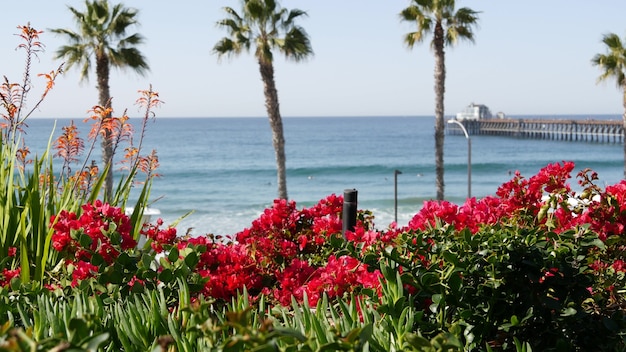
[0,24,160,287]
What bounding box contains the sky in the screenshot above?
[2,1,626,119]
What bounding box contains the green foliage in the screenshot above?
[368,224,626,351]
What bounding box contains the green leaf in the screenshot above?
[168,247,180,263]
[582,237,605,249]
[404,332,432,349]
[510,315,519,326]
[159,269,174,283]
[420,272,439,288]
[91,252,105,267]
[271,326,307,342]
[117,252,133,266]
[448,271,463,294]
[79,232,93,248]
[82,332,110,350]
[184,251,199,268]
[140,252,154,268]
[560,307,577,317]
[69,317,89,337]
[358,323,373,345]
[442,251,459,266]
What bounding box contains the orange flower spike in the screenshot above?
[85,105,112,141]
[16,24,43,48]
[117,113,134,140]
[0,79,21,120]
[37,65,64,93]
[54,121,84,164]
[147,150,161,175]
[99,115,122,140]
[124,146,139,160]
[137,150,160,177]
[38,172,54,188]
[16,145,31,162]
[5,104,17,119]
[89,165,99,178]
[136,86,163,110]
[15,144,32,171]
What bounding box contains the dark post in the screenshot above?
[342,189,358,237]
[394,170,402,223]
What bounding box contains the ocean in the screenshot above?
[21,115,625,238]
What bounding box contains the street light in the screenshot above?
[447,119,471,199]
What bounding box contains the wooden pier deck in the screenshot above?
[450,118,624,143]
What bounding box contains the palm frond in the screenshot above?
[215,0,312,65]
[118,33,145,47]
[401,1,479,49]
[110,48,149,74]
[285,9,308,26]
[213,38,246,59]
[51,0,149,82]
[592,33,626,88]
[281,27,313,61]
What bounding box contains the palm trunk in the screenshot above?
[433,21,446,200]
[622,88,626,180]
[96,52,114,201]
[258,59,288,200]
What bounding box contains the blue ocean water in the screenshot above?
[22,115,624,237]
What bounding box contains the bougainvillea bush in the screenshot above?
[3,162,625,350]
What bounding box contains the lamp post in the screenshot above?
[447,119,471,199]
[394,169,402,223]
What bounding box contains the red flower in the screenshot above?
[70,260,99,287]
[50,201,137,265]
[539,267,559,284]
[408,200,459,230]
[7,247,17,257]
[303,255,382,306]
[273,259,315,306]
[141,218,177,253]
[612,260,626,273]
[0,267,20,287]
[129,275,145,287]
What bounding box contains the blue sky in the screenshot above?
[2,1,626,118]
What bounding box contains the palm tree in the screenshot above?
[400,0,479,200]
[213,0,313,200]
[592,32,626,180]
[51,0,149,199]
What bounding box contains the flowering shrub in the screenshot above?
[51,200,137,264]
[171,195,382,305]
[141,218,177,253]
[30,193,382,308]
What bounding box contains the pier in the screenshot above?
[449,118,624,143]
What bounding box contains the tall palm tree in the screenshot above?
[592,32,626,180]
[214,0,313,200]
[400,0,479,200]
[51,0,149,199]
